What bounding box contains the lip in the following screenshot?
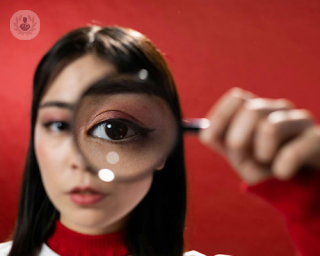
[68,186,107,206]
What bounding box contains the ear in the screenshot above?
[155,158,166,171]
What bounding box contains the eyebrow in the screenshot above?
[84,75,166,99]
[39,101,75,110]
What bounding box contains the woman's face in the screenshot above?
[34,53,176,234]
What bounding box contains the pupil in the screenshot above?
[105,120,128,140]
[57,122,64,129]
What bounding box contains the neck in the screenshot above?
[60,215,129,235]
[47,219,129,256]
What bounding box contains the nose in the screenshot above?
[69,142,94,174]
[70,152,86,170]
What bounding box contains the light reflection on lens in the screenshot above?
[106,151,120,164]
[138,69,148,80]
[98,169,115,182]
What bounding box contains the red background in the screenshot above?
[1,1,320,255]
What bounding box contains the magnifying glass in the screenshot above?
[72,71,210,183]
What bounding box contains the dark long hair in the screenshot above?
[8,26,187,256]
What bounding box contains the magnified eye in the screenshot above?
[92,119,135,140]
[89,119,154,142]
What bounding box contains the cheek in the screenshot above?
[35,125,69,168]
[35,127,55,173]
[34,125,69,196]
[35,133,50,166]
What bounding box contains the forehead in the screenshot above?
[40,53,116,104]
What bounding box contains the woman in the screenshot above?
[1,25,320,256]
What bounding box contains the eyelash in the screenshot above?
[88,118,154,144]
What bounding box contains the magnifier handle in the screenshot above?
[182,118,210,133]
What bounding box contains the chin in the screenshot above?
[60,207,129,234]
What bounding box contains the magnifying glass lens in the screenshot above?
[72,74,178,182]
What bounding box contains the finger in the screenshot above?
[254,109,314,164]
[199,87,256,154]
[272,126,320,180]
[225,98,294,162]
[227,152,272,185]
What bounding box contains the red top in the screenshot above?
[245,168,320,256]
[47,220,129,256]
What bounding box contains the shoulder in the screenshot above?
[0,241,12,256]
[184,251,206,256]
[0,242,59,256]
[40,244,59,256]
[41,247,228,256]
[184,251,231,256]
[0,243,230,256]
